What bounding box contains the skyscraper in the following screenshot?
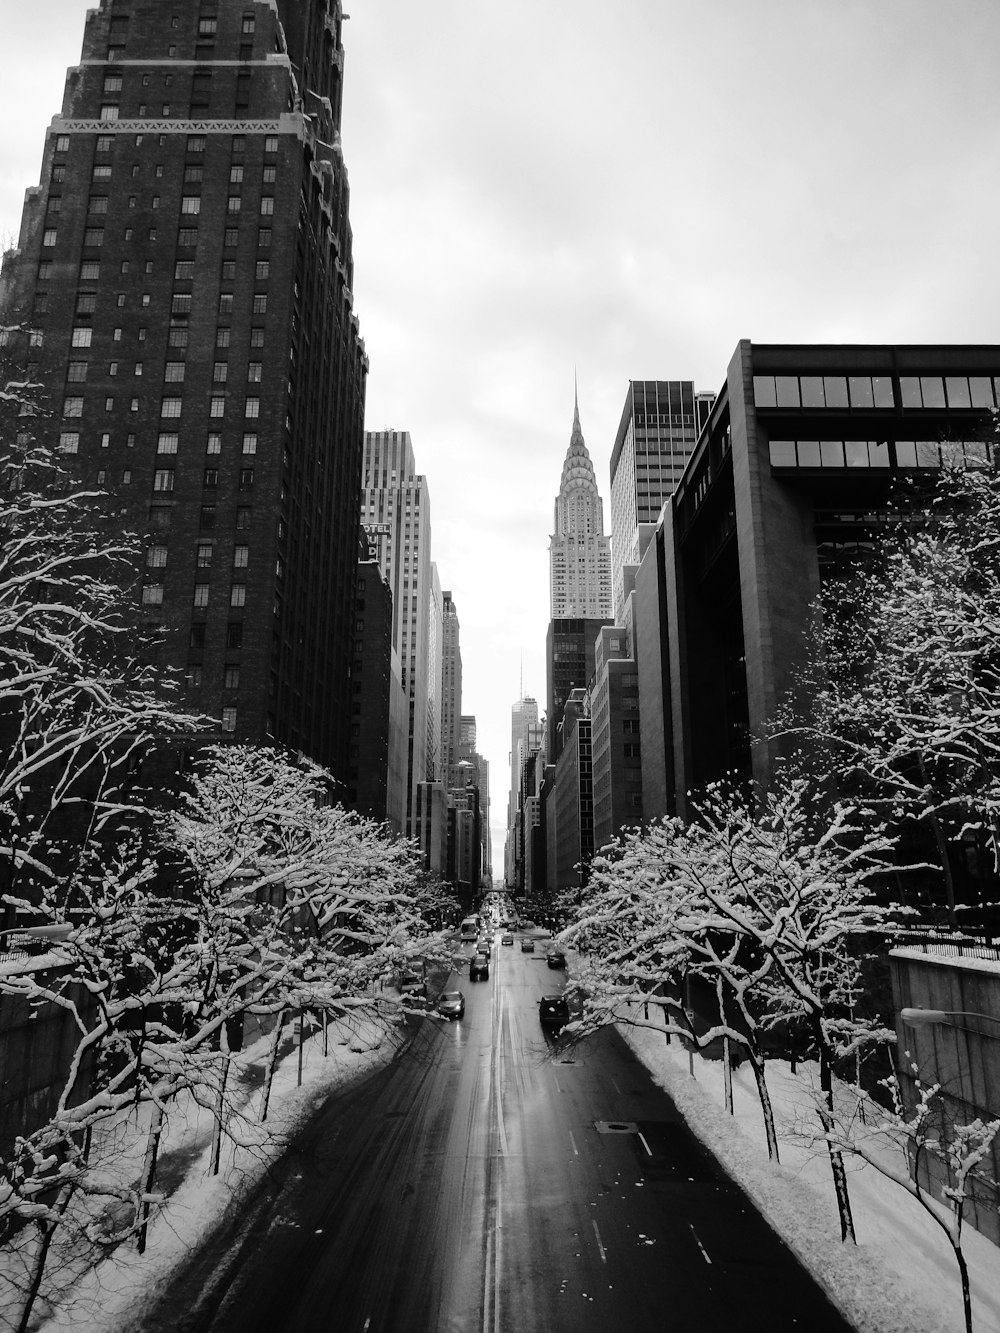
[505,695,539,889]
[549,386,613,620]
[440,591,463,780]
[0,0,367,781]
[609,381,714,620]
[360,429,433,837]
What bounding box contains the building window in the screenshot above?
[186,665,203,689]
[164,361,186,382]
[189,625,206,650]
[213,362,228,383]
[180,196,201,215]
[157,432,179,454]
[258,228,271,248]
[242,433,257,454]
[100,105,120,122]
[230,584,246,607]
[227,196,242,215]
[255,262,269,281]
[146,546,168,568]
[171,294,192,315]
[58,432,80,453]
[264,136,278,153]
[42,228,58,247]
[193,583,210,608]
[221,706,237,733]
[66,362,88,383]
[224,665,240,689]
[199,16,218,35]
[238,468,254,490]
[160,397,182,418]
[55,135,70,152]
[229,165,244,184]
[203,468,219,488]
[141,584,164,605]
[259,197,274,216]
[244,398,260,419]
[233,545,249,568]
[71,327,92,348]
[153,469,175,492]
[210,396,226,418]
[168,327,188,348]
[219,294,234,313]
[226,623,242,650]
[236,506,251,529]
[206,432,221,455]
[62,397,84,418]
[200,505,216,529]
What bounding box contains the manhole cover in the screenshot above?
[594,1120,638,1134]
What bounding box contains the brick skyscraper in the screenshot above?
[0,0,367,781]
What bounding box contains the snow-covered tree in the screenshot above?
[776,461,1000,932]
[560,777,896,1239]
[810,1068,1000,1333]
[0,357,199,909]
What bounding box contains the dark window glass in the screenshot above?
[945,376,972,409]
[226,623,243,649]
[822,376,849,408]
[200,505,217,529]
[969,376,995,409]
[768,440,796,466]
[752,375,776,407]
[797,440,821,467]
[848,377,874,409]
[920,376,946,408]
[899,377,922,408]
[872,376,894,408]
[774,376,800,408]
[799,376,825,408]
[820,440,845,467]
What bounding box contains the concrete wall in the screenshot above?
[891,946,1000,1246]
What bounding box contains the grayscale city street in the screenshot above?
[141,933,849,1333]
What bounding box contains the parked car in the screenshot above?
[501,934,513,946]
[520,939,535,953]
[437,990,466,1020]
[546,950,566,969]
[470,957,489,981]
[539,995,569,1027]
[399,972,427,999]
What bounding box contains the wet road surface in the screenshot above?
[147,932,853,1332]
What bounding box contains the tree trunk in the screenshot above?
[16,1184,74,1333]
[814,1013,856,1243]
[743,1046,780,1162]
[210,1024,231,1178]
[136,1100,165,1254]
[260,1009,285,1123]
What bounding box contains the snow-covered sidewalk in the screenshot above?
[621,1020,1000,1333]
[3,1012,402,1333]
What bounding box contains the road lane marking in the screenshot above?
[591,1220,607,1263]
[637,1132,653,1157]
[689,1224,712,1265]
[569,1130,579,1156]
[554,1077,562,1093]
[610,1079,622,1095]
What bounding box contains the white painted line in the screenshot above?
[554,1077,562,1094]
[569,1130,580,1156]
[592,1219,607,1263]
[637,1132,653,1157]
[689,1223,712,1265]
[611,1079,622,1096]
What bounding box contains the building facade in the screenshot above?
[360,429,433,837]
[659,340,1000,813]
[0,0,368,780]
[609,380,714,621]
[549,387,613,621]
[589,626,643,851]
[546,617,611,763]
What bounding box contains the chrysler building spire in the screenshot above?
[549,384,613,619]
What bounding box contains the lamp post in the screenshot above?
[900,1007,1000,1028]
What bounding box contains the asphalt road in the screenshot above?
[152,931,853,1333]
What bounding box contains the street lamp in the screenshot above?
[900,1007,1000,1028]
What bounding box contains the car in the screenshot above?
[469,957,489,981]
[539,995,569,1027]
[546,950,566,969]
[501,934,513,946]
[399,972,427,999]
[520,939,534,953]
[477,940,491,956]
[437,990,466,1020]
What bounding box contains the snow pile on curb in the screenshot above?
[621,1020,1000,1333]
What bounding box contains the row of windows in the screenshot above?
[768,438,994,470]
[184,665,241,691]
[70,327,265,355]
[754,372,1000,412]
[66,360,264,386]
[146,543,249,568]
[54,133,278,156]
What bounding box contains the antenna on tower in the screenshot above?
[519,652,524,702]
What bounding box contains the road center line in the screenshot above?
[689,1224,713,1265]
[569,1130,579,1156]
[637,1131,653,1157]
[592,1219,607,1263]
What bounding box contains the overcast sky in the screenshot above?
[3,0,1000,871]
